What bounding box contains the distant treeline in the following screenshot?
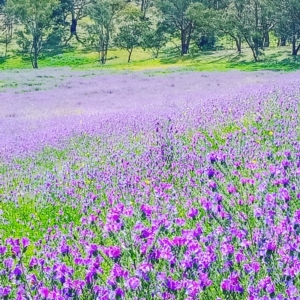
[0,0,300,68]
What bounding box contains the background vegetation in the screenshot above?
[0,0,300,70]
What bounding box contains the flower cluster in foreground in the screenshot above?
[0,71,300,299]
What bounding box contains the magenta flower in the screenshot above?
[220,243,234,256]
[244,261,260,273]
[104,246,121,259]
[279,187,291,202]
[266,240,277,253]
[21,237,30,249]
[127,277,141,290]
[140,204,153,218]
[166,278,183,291]
[0,286,11,298]
[39,286,50,299]
[29,257,39,268]
[221,272,244,293]
[227,184,237,194]
[188,207,199,219]
[0,245,7,255]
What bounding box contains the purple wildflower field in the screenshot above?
[0,69,300,299]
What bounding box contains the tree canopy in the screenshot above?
[1,0,300,67]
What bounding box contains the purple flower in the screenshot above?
[13,266,22,278]
[111,264,128,279]
[85,268,97,285]
[188,207,199,219]
[127,277,141,290]
[175,218,186,226]
[199,272,212,288]
[11,245,21,257]
[207,168,215,178]
[227,184,237,194]
[265,282,275,294]
[172,236,187,247]
[208,152,217,164]
[39,286,50,299]
[93,285,109,297]
[279,187,291,202]
[104,246,121,259]
[115,287,124,298]
[86,244,98,257]
[138,262,152,274]
[140,204,153,218]
[244,261,260,273]
[221,272,244,293]
[29,257,39,269]
[0,286,11,298]
[286,284,299,298]
[3,258,13,270]
[208,180,217,191]
[0,245,7,255]
[220,243,234,256]
[166,278,182,291]
[21,237,30,249]
[235,251,246,263]
[266,240,277,253]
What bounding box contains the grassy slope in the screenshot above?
[1,44,300,72]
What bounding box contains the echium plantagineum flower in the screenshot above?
[0,286,11,299]
[1,70,300,299]
[244,261,260,274]
[258,276,276,295]
[187,207,199,219]
[221,272,244,293]
[0,245,7,255]
[126,277,141,290]
[38,286,50,299]
[220,243,234,256]
[103,246,121,260]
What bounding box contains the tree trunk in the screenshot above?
[70,18,77,35]
[233,36,242,53]
[101,49,106,64]
[181,30,188,55]
[180,28,189,56]
[5,35,8,57]
[128,48,133,62]
[31,36,39,69]
[251,47,258,62]
[246,37,258,61]
[181,26,192,55]
[292,36,300,55]
[254,41,259,59]
[264,31,270,48]
[280,37,286,46]
[253,0,260,60]
[33,53,38,69]
[65,12,83,45]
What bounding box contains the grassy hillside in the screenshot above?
[1,44,300,72]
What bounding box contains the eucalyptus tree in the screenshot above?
[134,0,153,18]
[220,0,277,61]
[114,5,146,62]
[87,0,126,64]
[187,2,219,51]
[155,0,204,55]
[214,0,246,52]
[141,22,169,58]
[7,0,58,68]
[274,0,300,55]
[58,0,94,44]
[0,1,13,56]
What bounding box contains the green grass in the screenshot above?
[1,45,300,72]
